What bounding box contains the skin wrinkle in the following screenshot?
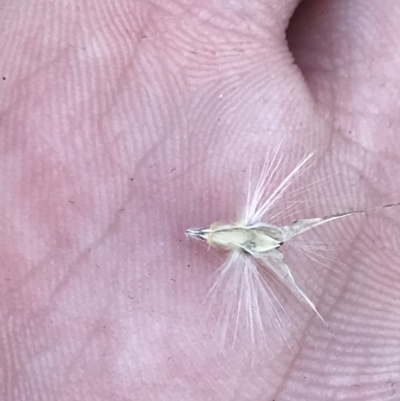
[1,0,400,400]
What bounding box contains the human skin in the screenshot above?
[1,0,400,400]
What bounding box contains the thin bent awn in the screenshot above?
[186,150,399,350]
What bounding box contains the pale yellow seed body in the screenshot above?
[207,225,282,253]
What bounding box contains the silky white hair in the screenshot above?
[186,144,399,352]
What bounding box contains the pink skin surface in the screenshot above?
[1,0,400,400]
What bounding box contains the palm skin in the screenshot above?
[1,1,400,400]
